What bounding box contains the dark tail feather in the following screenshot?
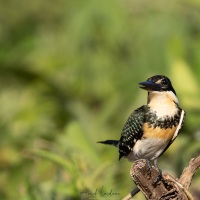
[97,140,119,147]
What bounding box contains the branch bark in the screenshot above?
[123,155,200,200]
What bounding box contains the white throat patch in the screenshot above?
[148,91,179,118]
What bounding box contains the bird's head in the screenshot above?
[139,75,176,95]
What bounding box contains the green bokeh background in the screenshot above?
[0,0,200,199]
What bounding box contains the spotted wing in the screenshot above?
[118,106,146,160]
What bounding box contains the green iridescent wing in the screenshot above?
[118,106,146,160]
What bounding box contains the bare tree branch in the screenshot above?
[178,155,200,189]
[123,156,200,200]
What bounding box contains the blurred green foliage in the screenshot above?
[0,0,200,199]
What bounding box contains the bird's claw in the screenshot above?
[153,167,162,186]
[145,159,152,179]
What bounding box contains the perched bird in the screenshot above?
[98,75,185,181]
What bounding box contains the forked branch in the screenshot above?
[123,155,200,200]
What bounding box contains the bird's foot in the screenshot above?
[153,167,162,186]
[145,159,152,179]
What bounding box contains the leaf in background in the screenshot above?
[63,120,100,164]
[29,149,74,174]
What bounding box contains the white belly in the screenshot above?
[126,138,169,161]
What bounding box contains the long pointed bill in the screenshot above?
[139,80,161,91]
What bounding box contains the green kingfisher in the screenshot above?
[98,75,185,180]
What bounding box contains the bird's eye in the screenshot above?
[161,79,168,86]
